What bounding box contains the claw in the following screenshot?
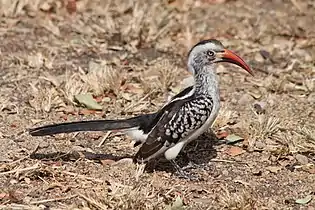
[170,160,199,181]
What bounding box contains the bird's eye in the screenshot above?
[207,51,215,57]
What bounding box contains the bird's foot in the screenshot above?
[181,161,205,170]
[180,152,209,171]
[170,160,199,181]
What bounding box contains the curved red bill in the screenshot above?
[220,49,253,76]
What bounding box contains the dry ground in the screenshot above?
[0,0,315,209]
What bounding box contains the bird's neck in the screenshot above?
[193,65,219,98]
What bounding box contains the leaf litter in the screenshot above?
[74,94,103,110]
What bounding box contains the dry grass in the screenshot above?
[219,189,256,210]
[247,114,281,149]
[141,60,182,94]
[1,0,315,209]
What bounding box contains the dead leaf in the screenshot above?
[112,158,133,166]
[225,134,244,144]
[94,95,104,103]
[121,92,132,101]
[295,154,309,165]
[74,94,103,110]
[167,0,187,11]
[0,193,9,199]
[0,191,20,202]
[216,130,229,139]
[170,86,182,95]
[79,109,97,115]
[66,0,77,14]
[40,2,53,11]
[10,123,17,128]
[307,168,315,174]
[122,83,145,95]
[100,159,116,165]
[27,53,44,68]
[40,18,60,37]
[165,196,184,210]
[44,183,63,191]
[295,195,313,205]
[226,146,245,157]
[60,115,68,121]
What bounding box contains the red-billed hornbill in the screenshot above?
[29,39,253,178]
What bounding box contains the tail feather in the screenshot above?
[29,113,157,136]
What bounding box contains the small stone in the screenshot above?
[253,101,266,114]
[112,158,133,166]
[103,97,111,102]
[38,205,48,209]
[295,154,308,165]
[307,92,315,103]
[255,141,265,150]
[260,50,271,60]
[254,53,264,63]
[24,177,31,184]
[266,166,282,173]
[238,93,254,106]
[10,179,18,184]
[222,169,229,176]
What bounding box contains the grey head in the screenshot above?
[187,39,225,74]
[187,39,253,76]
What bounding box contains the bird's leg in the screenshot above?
[170,160,198,180]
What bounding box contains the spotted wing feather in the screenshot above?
[134,95,213,162]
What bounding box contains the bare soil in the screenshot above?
[0,0,315,209]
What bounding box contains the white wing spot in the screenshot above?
[200,115,207,122]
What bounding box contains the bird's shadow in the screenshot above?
[145,131,219,174]
[30,151,132,162]
[30,131,220,175]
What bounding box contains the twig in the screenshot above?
[37,175,49,184]
[5,156,28,165]
[61,171,103,183]
[233,179,251,186]
[29,194,77,204]
[210,159,247,164]
[290,0,304,13]
[97,131,111,147]
[77,193,107,210]
[0,164,40,176]
[0,204,41,210]
[123,92,152,112]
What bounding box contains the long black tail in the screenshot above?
[29,113,157,136]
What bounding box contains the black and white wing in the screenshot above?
[134,94,213,163]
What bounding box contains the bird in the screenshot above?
[29,39,253,178]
